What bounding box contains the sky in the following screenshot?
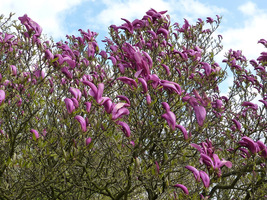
[1,0,267,93]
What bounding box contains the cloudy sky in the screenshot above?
[1,0,266,93]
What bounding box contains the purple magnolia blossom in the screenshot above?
[239,136,258,154]
[256,140,267,158]
[84,102,92,113]
[0,90,5,105]
[199,171,210,188]
[69,87,82,101]
[161,102,176,130]
[30,129,39,139]
[18,14,42,42]
[173,184,189,195]
[10,65,17,76]
[201,62,211,76]
[241,101,258,110]
[118,18,133,34]
[138,78,148,93]
[85,137,92,146]
[116,95,130,105]
[193,106,206,127]
[74,115,87,132]
[64,98,75,114]
[232,119,241,130]
[185,165,200,181]
[259,99,267,108]
[175,124,188,140]
[160,80,182,95]
[157,28,169,39]
[82,81,105,104]
[116,120,131,137]
[117,77,138,88]
[61,67,73,79]
[44,49,54,60]
[70,98,79,108]
[146,94,151,105]
[111,103,130,120]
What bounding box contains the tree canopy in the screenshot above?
[0,9,266,199]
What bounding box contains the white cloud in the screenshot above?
[0,0,88,39]
[238,1,257,16]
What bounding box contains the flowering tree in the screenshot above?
[0,9,266,200]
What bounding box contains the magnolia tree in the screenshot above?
[0,9,266,200]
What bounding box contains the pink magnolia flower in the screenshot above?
[160,80,182,95]
[117,77,138,89]
[69,87,82,101]
[85,137,92,146]
[161,102,176,130]
[111,103,130,120]
[82,81,105,104]
[74,115,87,132]
[175,124,188,140]
[30,129,39,139]
[157,28,169,39]
[241,101,258,110]
[116,121,131,137]
[116,95,130,105]
[64,98,75,114]
[232,119,241,130]
[173,184,189,195]
[0,90,5,105]
[256,140,267,158]
[193,106,206,127]
[199,171,210,188]
[84,102,92,113]
[185,165,200,181]
[138,78,148,93]
[10,65,17,76]
[239,136,258,154]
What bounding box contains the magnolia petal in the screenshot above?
[199,171,210,188]
[84,102,92,113]
[0,90,5,105]
[193,106,206,127]
[162,102,170,112]
[30,129,39,139]
[96,83,104,104]
[138,78,148,93]
[116,121,131,137]
[190,143,202,153]
[86,137,92,146]
[116,95,130,105]
[74,115,87,132]
[241,136,257,154]
[162,111,176,130]
[173,184,189,195]
[232,119,241,130]
[64,98,75,114]
[176,124,188,140]
[185,165,200,181]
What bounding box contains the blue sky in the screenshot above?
[1,0,267,93]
